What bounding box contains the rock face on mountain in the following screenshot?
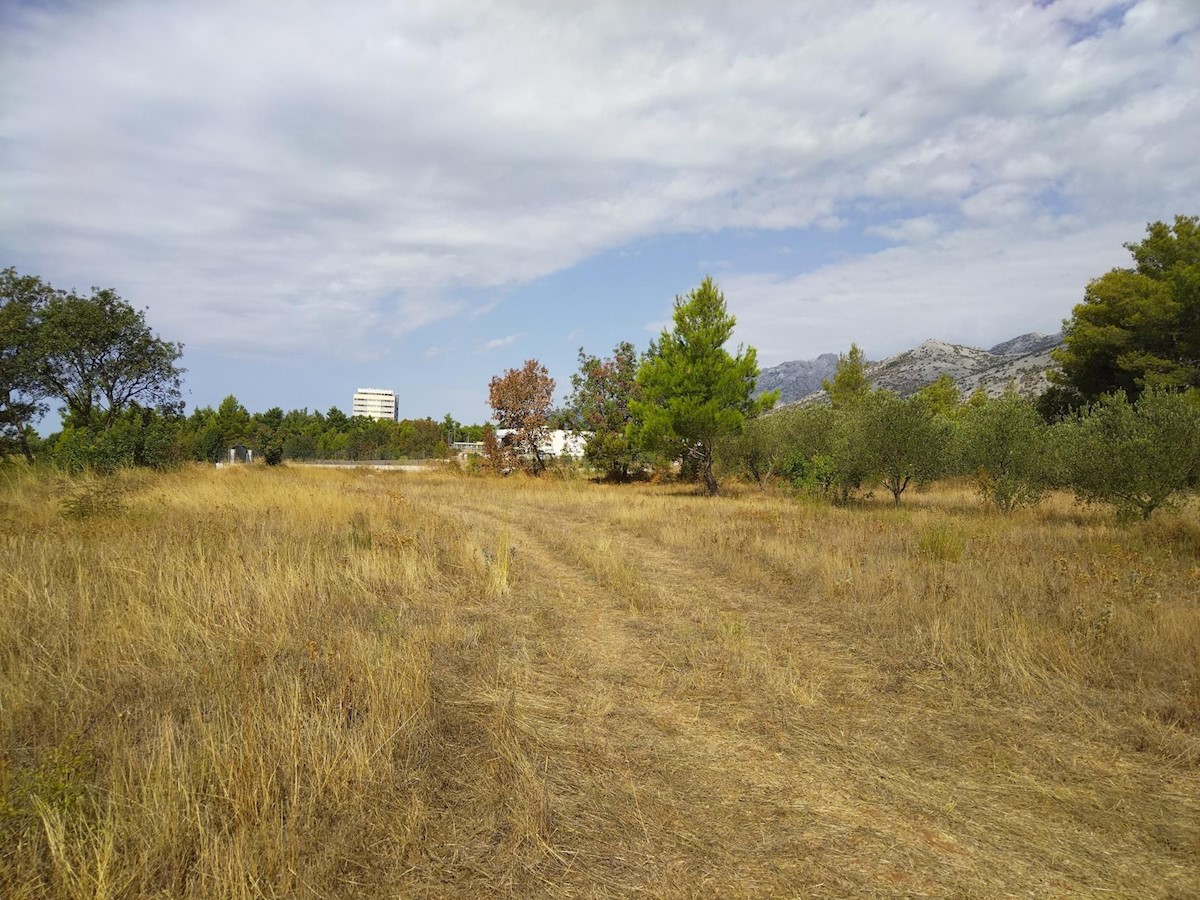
[988,332,1063,357]
[870,339,996,396]
[758,331,1063,407]
[753,353,840,404]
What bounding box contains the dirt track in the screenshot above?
[399,477,1200,898]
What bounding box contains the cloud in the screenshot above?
[724,218,1142,364]
[482,333,523,350]
[866,216,942,243]
[1,0,1197,360]
[564,328,583,344]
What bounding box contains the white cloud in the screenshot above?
[866,216,942,243]
[725,219,1142,363]
[0,0,1196,358]
[482,333,523,350]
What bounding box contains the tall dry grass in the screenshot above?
[1,464,1197,897]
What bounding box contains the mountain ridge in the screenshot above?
[757,331,1063,407]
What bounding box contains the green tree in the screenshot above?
[1053,215,1200,402]
[458,423,486,443]
[959,387,1048,511]
[716,413,786,488]
[914,374,962,419]
[215,395,251,446]
[49,407,183,473]
[632,277,776,495]
[1034,383,1084,423]
[565,341,644,481]
[966,386,989,409]
[325,406,349,430]
[182,407,224,462]
[255,406,284,432]
[282,432,318,460]
[847,390,951,505]
[0,268,54,461]
[822,343,871,409]
[37,286,184,429]
[1061,388,1200,520]
[440,412,458,446]
[773,405,840,494]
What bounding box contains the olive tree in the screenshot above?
[958,387,1048,511]
[1062,388,1200,520]
[845,390,951,505]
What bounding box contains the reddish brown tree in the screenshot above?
[487,359,556,474]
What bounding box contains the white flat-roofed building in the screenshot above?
[495,429,588,458]
[352,388,397,421]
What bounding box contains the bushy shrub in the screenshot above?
[783,452,838,494]
[716,414,790,487]
[958,387,1048,511]
[48,410,183,474]
[1061,388,1200,520]
[839,391,951,505]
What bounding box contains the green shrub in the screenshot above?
[839,390,951,505]
[48,410,183,473]
[1062,388,1200,520]
[959,387,1048,511]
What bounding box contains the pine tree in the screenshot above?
[632,277,776,495]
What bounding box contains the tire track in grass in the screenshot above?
[401,482,994,896]
[476,484,1200,899]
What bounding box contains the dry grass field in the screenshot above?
[2,464,1198,898]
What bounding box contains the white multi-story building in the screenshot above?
[351,388,397,421]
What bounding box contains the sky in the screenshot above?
[2,0,1198,425]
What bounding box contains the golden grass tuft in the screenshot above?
[2,464,1198,897]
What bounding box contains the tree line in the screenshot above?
[17,386,490,472]
[486,215,1200,513]
[173,400,487,466]
[719,366,1199,520]
[0,268,488,470]
[484,276,774,494]
[5,213,1198,512]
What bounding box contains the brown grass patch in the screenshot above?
[1,465,1197,896]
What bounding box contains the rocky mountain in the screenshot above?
[754,353,841,404]
[758,331,1063,407]
[987,332,1063,357]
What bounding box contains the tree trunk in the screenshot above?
[18,425,34,463]
[748,460,763,490]
[701,450,719,496]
